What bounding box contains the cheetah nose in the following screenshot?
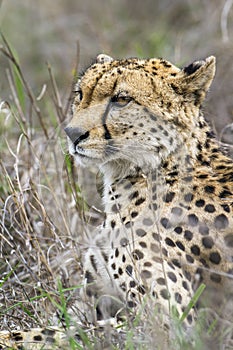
[64,126,89,146]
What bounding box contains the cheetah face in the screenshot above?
[66,98,179,170]
[65,54,215,173]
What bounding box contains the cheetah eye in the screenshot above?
[111,93,132,107]
[73,82,83,103]
[75,89,83,103]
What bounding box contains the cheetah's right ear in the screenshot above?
[173,56,216,105]
[96,54,113,64]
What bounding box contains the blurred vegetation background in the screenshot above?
[1,0,233,133]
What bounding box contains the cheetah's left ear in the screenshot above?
[174,56,216,105]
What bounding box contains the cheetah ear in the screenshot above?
[96,54,113,64]
[174,56,216,105]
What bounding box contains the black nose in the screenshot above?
[64,126,89,146]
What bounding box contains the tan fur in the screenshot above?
[1,54,232,348]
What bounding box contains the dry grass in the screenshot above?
[0,35,84,331]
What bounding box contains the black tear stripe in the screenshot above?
[102,101,112,140]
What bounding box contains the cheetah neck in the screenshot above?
[102,123,232,217]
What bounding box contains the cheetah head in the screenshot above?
[65,54,215,177]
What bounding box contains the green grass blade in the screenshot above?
[179,283,206,324]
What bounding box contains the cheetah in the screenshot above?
[1,54,233,348]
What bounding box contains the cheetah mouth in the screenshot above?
[71,144,89,158]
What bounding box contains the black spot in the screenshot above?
[127,301,137,308]
[41,329,55,336]
[162,247,168,256]
[122,254,126,263]
[150,127,157,133]
[171,207,183,216]
[187,314,193,325]
[163,192,175,203]
[90,255,98,272]
[137,285,146,295]
[219,190,232,198]
[200,258,209,268]
[135,197,146,206]
[172,259,181,268]
[118,267,123,275]
[139,241,147,248]
[195,199,205,207]
[209,251,221,264]
[176,241,185,251]
[126,265,133,275]
[210,273,221,283]
[150,243,160,253]
[141,270,152,279]
[132,249,144,260]
[204,204,215,213]
[125,221,132,228]
[111,263,116,270]
[184,270,192,281]
[102,251,108,262]
[184,193,194,202]
[120,282,127,291]
[161,217,172,229]
[221,204,230,213]
[202,237,214,249]
[199,224,209,235]
[131,211,138,218]
[160,289,170,300]
[129,280,136,288]
[184,230,193,241]
[182,280,189,291]
[188,214,199,227]
[149,113,157,121]
[112,203,120,212]
[33,335,43,341]
[157,277,166,285]
[165,237,175,247]
[115,248,119,257]
[136,228,147,237]
[114,273,119,279]
[175,292,182,303]
[168,271,177,283]
[152,232,160,241]
[143,218,153,226]
[152,203,158,210]
[130,191,139,199]
[186,254,194,263]
[224,234,233,247]
[13,334,24,342]
[174,226,183,234]
[214,214,229,230]
[204,185,215,194]
[191,245,200,256]
[85,270,94,283]
[111,220,116,228]
[183,176,193,182]
[46,337,56,344]
[120,238,129,247]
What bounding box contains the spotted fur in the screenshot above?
[1,54,232,348]
[66,53,233,325]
